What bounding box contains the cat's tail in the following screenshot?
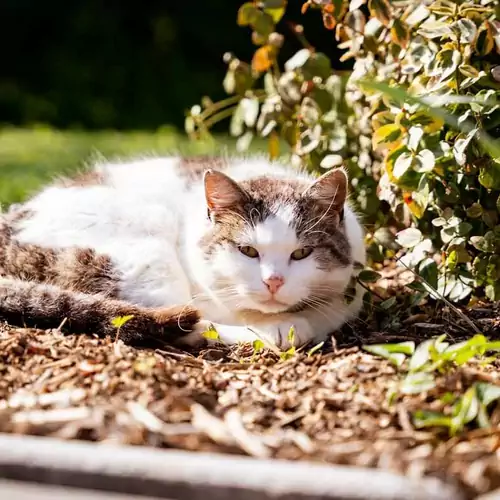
[0,277,202,347]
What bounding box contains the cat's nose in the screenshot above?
[263,274,285,294]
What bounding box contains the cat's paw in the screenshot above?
[259,317,314,350]
[179,319,213,347]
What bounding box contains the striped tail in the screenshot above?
[0,277,201,347]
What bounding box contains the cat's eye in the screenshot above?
[290,247,313,261]
[239,246,259,258]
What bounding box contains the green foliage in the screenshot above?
[201,324,220,340]
[111,315,135,329]
[364,334,500,434]
[190,0,500,303]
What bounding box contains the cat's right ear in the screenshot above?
[204,170,248,213]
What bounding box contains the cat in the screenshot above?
[0,155,366,349]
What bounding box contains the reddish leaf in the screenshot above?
[252,45,274,72]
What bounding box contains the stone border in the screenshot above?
[0,433,464,500]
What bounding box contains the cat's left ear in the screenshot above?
[204,170,249,213]
[302,167,348,212]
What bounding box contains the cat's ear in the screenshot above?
[302,167,348,211]
[204,170,249,212]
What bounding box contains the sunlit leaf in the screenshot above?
[372,124,403,150]
[394,151,415,179]
[476,383,500,407]
[320,154,344,169]
[202,324,220,340]
[368,0,391,26]
[307,341,325,357]
[453,18,477,44]
[396,227,423,248]
[252,339,265,353]
[363,341,415,366]
[111,315,134,329]
[414,149,435,173]
[252,45,274,72]
[391,19,410,48]
[476,21,495,56]
[413,410,451,429]
[409,339,434,372]
[264,0,287,23]
[400,372,436,394]
[238,3,259,26]
[268,131,280,159]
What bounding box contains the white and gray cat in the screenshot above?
[0,155,366,349]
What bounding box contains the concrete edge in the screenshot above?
[0,433,464,500]
[0,479,169,500]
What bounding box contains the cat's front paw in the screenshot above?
[259,317,314,350]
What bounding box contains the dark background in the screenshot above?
[1,0,348,130]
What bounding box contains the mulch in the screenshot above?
[1,269,500,499]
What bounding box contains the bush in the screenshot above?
[187,0,500,304]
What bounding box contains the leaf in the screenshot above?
[268,131,280,160]
[236,130,254,152]
[238,3,259,26]
[253,11,275,38]
[320,154,344,169]
[466,202,483,219]
[419,257,438,290]
[428,0,456,17]
[307,341,325,357]
[372,124,402,150]
[413,410,451,430]
[202,324,220,340]
[414,149,435,173]
[453,128,478,166]
[407,126,424,151]
[479,162,500,190]
[363,341,415,364]
[437,49,461,81]
[405,5,430,27]
[391,19,410,48]
[417,20,452,39]
[111,315,134,329]
[476,383,500,407]
[252,45,274,72]
[372,111,395,130]
[380,296,397,309]
[368,0,391,26]
[459,64,480,78]
[476,21,495,56]
[280,345,296,361]
[409,339,434,372]
[252,339,265,353]
[357,269,382,282]
[409,112,443,134]
[359,81,500,160]
[287,326,296,344]
[393,152,413,179]
[264,0,287,23]
[396,227,423,248]
[241,97,260,127]
[453,18,477,44]
[285,48,311,71]
[350,0,366,11]
[400,372,436,394]
[450,386,479,435]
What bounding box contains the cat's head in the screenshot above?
[200,167,354,315]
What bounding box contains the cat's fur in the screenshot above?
[0,155,366,348]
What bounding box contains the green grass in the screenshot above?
[0,126,270,207]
